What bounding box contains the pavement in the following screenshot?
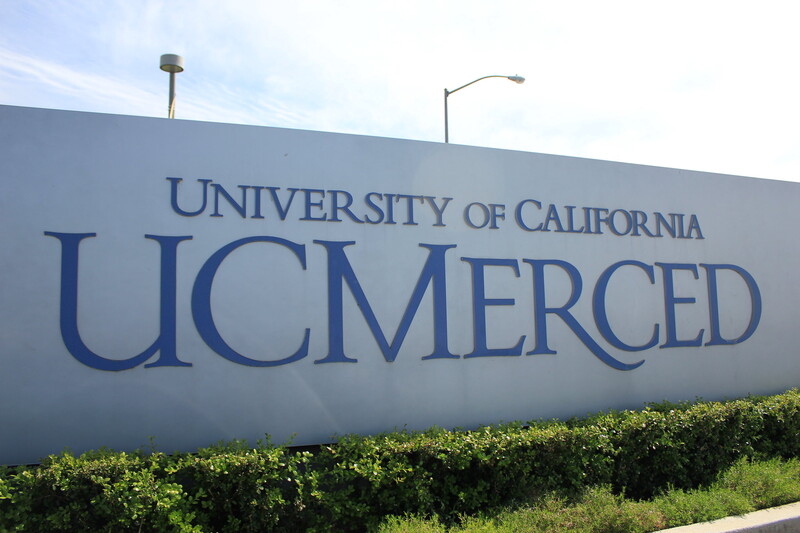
[659,501,800,532]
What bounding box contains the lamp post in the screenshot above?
[159,54,184,119]
[444,75,525,143]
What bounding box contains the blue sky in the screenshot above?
[2,0,800,181]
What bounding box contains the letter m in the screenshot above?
[313,241,457,363]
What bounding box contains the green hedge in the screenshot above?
[2,389,800,532]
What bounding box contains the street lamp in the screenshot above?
[159,54,184,119]
[444,75,525,143]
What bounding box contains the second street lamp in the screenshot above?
[444,74,525,143]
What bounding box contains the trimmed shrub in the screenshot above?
[171,440,313,533]
[1,449,198,532]
[2,388,800,531]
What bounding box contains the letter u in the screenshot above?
[168,177,211,216]
[44,232,193,371]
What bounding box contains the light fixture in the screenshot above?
[160,54,185,119]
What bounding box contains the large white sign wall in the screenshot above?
[1,105,797,464]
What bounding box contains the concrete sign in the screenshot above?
[1,105,797,464]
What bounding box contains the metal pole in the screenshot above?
[444,88,450,143]
[168,72,176,119]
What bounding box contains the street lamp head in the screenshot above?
[160,54,184,73]
[507,75,525,84]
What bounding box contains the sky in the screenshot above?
[2,0,800,182]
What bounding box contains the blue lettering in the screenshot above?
[395,194,424,225]
[656,263,704,348]
[564,205,585,233]
[301,189,327,221]
[654,213,678,238]
[631,210,655,237]
[514,199,543,231]
[593,260,659,351]
[211,183,248,218]
[267,187,300,220]
[608,209,633,236]
[424,196,452,227]
[524,259,644,371]
[364,192,385,224]
[250,186,265,219]
[330,189,365,223]
[687,215,704,239]
[592,208,610,235]
[191,236,310,366]
[44,231,193,371]
[314,241,458,363]
[464,202,490,229]
[460,258,526,357]
[167,177,211,217]
[701,263,761,345]
[543,204,563,232]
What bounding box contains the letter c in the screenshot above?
[514,199,543,231]
[192,236,310,366]
[593,260,659,351]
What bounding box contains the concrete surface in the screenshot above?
[659,501,800,532]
